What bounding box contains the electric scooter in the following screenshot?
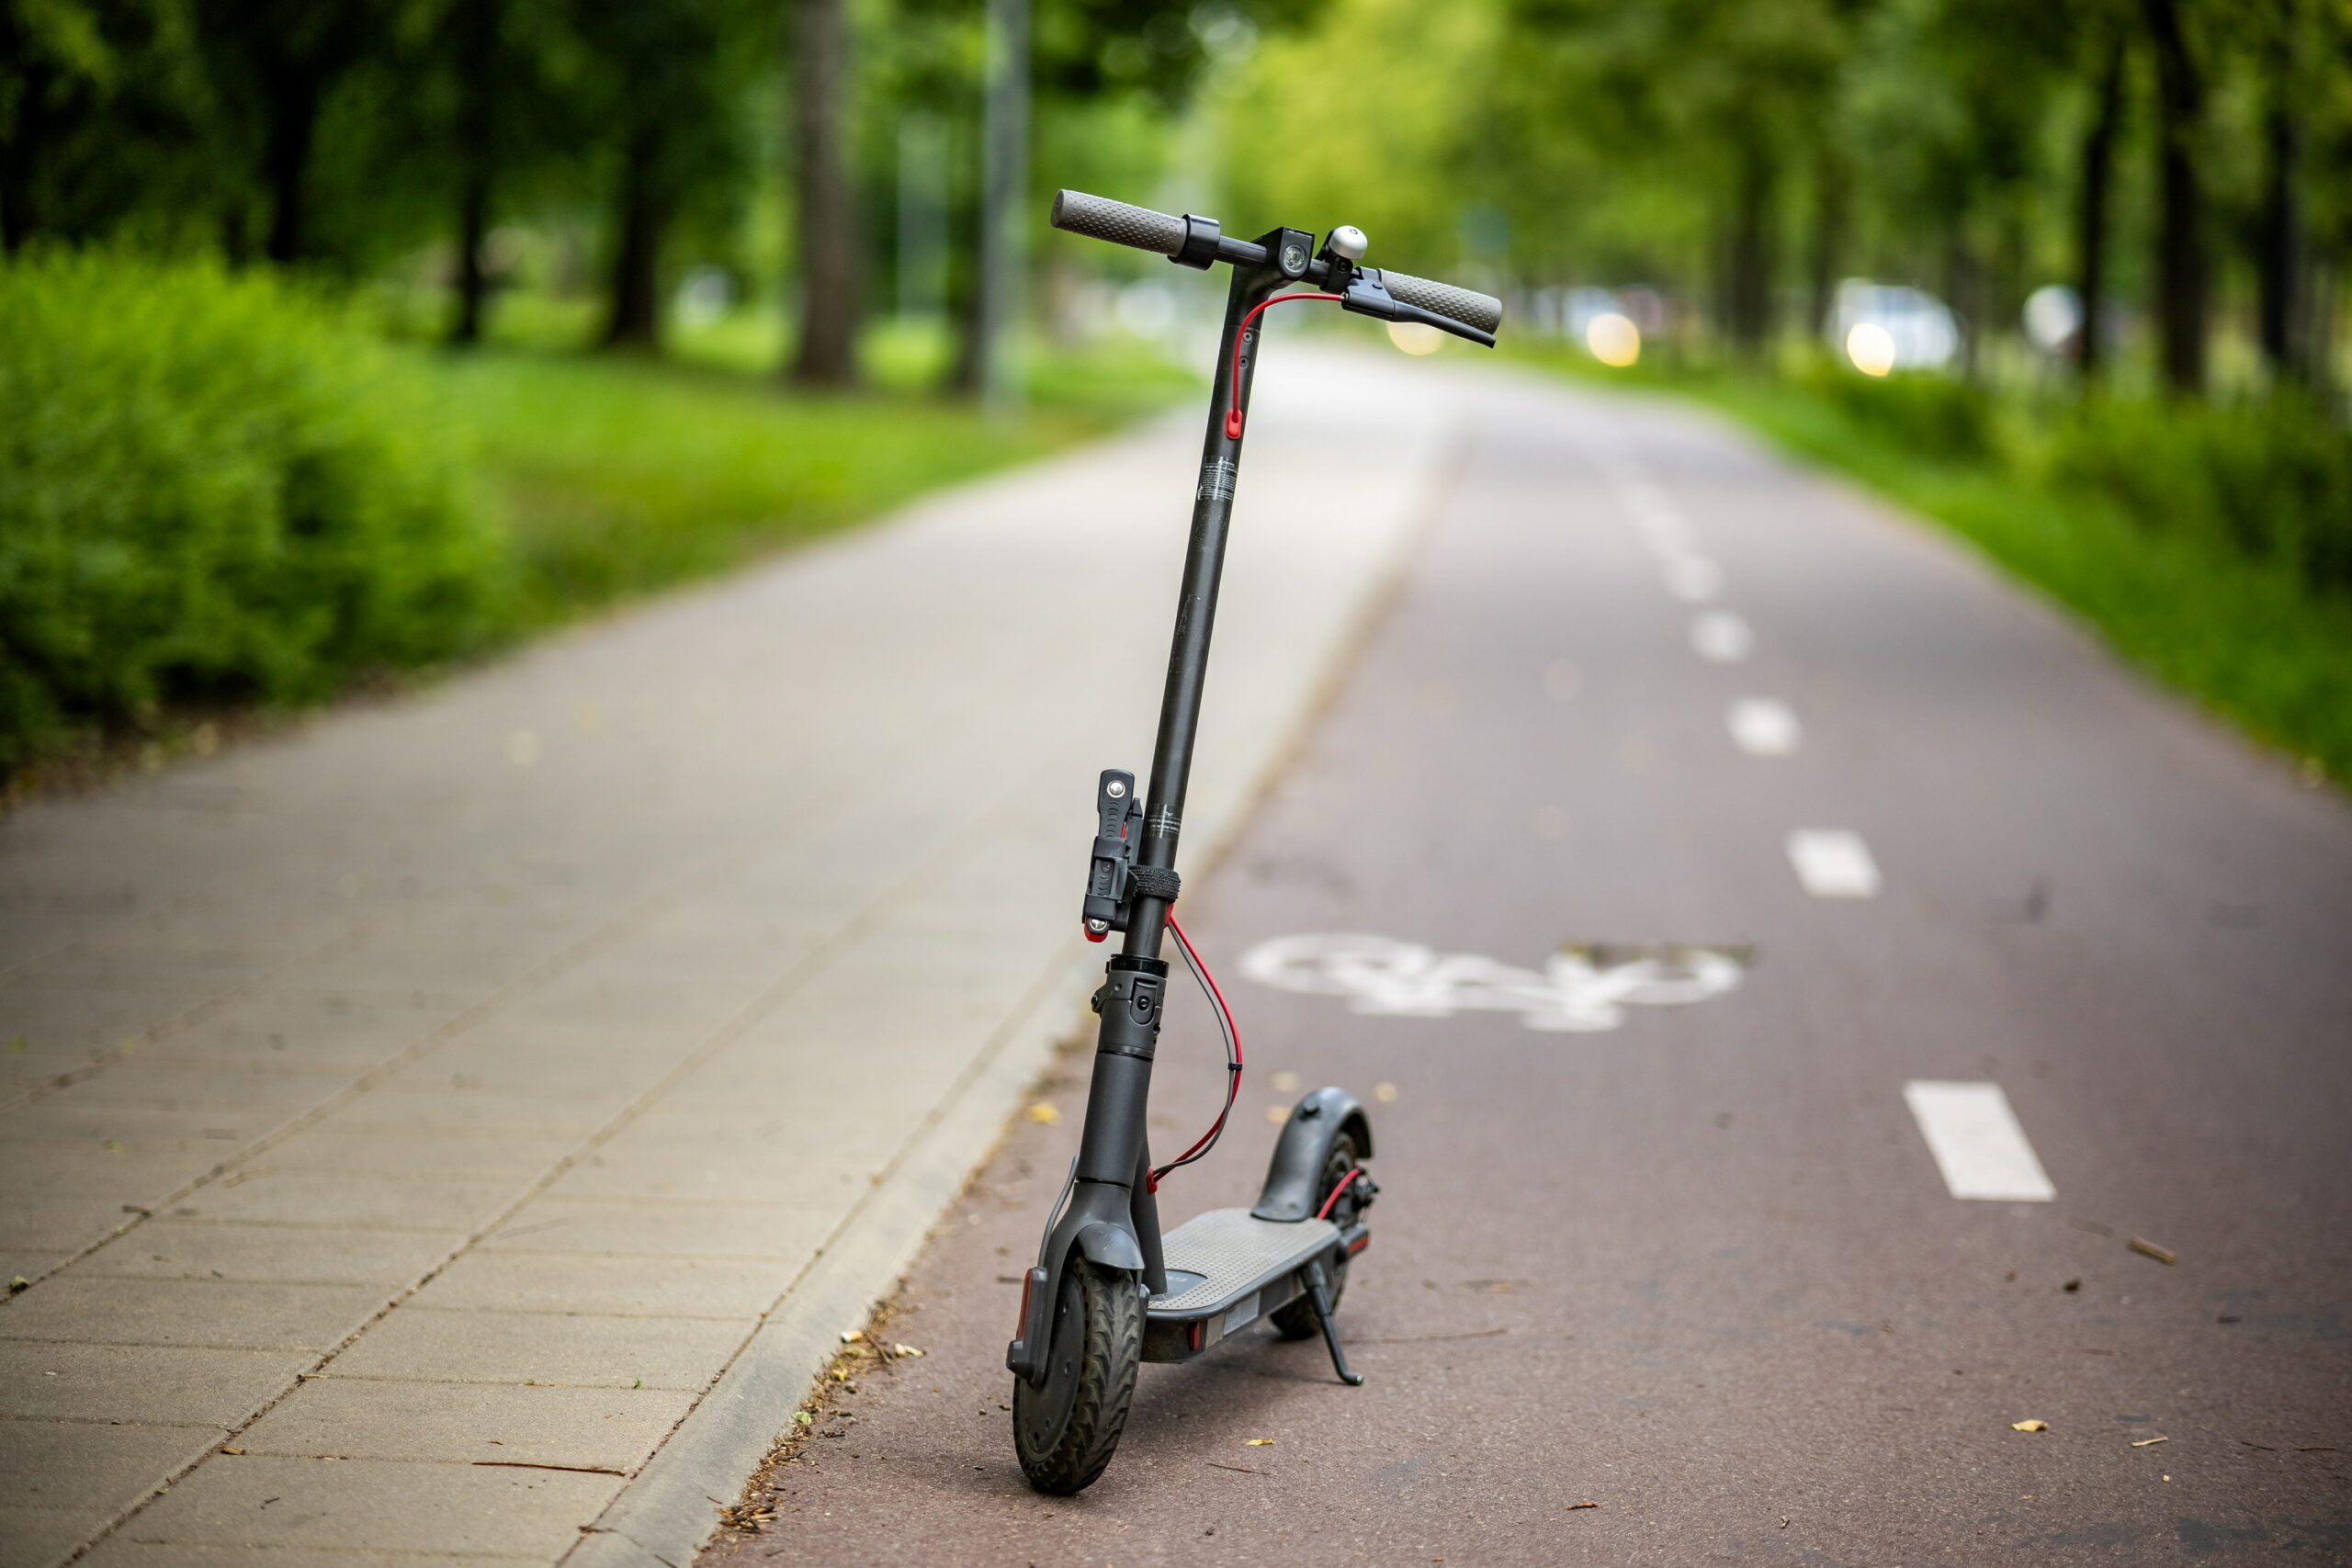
[1005,189,1502,1495]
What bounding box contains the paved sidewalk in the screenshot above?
[0,344,1458,1568]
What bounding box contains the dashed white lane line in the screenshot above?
[1902,1081,2057,1201]
[1636,513,1692,553]
[1786,829,1880,897]
[1728,699,1801,756]
[1662,556,1724,603]
[1690,612,1753,663]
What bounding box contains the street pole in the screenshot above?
[979,0,1028,421]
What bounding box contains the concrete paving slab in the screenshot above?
[255,1125,582,1179]
[323,1308,749,1391]
[0,1506,115,1568]
[80,1544,541,1568]
[477,1198,837,1263]
[174,1171,526,1231]
[0,1138,232,1206]
[0,1279,389,1353]
[0,1255,71,1292]
[73,1223,467,1288]
[0,1341,310,1425]
[542,1140,864,1203]
[412,1253,793,1320]
[238,1378,693,1470]
[116,1453,624,1557]
[0,1418,215,1516]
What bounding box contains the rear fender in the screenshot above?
[1251,1087,1373,1221]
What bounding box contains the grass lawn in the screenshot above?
[423,331,1199,630]
[1515,345,2352,789]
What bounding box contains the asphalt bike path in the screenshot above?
[700,364,2352,1566]
[0,345,1458,1568]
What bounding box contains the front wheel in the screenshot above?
[1012,1258,1141,1494]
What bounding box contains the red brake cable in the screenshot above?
[1225,293,1341,439]
[1314,1167,1365,1221]
[1148,910,1242,1191]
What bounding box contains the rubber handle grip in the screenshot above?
[1050,189,1187,257]
[1381,270,1503,335]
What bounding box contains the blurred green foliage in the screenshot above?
[6,0,2347,784]
[0,251,498,768]
[447,339,1195,626]
[2042,396,2352,594]
[0,250,1193,776]
[1791,364,1996,463]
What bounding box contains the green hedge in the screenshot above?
[1793,361,1996,463]
[0,254,503,769]
[2041,395,2352,596]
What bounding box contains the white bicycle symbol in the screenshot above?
[1238,932,1748,1033]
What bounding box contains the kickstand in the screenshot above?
[1304,1258,1364,1386]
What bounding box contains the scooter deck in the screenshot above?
[1141,1208,1343,1363]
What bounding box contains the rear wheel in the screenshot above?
[1272,1132,1363,1339]
[1012,1258,1141,1494]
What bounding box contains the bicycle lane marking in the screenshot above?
[1238,932,1750,1034]
[1901,1080,2057,1201]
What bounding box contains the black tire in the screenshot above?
[1272,1133,1362,1340]
[1012,1258,1141,1494]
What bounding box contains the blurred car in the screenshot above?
[1829,279,1959,375]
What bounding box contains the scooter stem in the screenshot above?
[1125,257,1288,955]
[1048,249,1288,1319]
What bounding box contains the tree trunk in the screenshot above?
[1805,149,1846,343]
[787,0,860,386]
[944,148,983,394]
[2305,246,2339,401]
[2256,12,2304,385]
[0,62,50,254]
[2075,38,2125,381]
[262,69,322,265]
[603,130,664,351]
[1945,225,1981,381]
[2142,0,2207,395]
[448,0,499,347]
[1724,144,1775,358]
[451,163,493,346]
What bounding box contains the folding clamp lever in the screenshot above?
[1082,770,1142,942]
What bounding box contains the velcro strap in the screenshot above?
[1125,864,1181,902]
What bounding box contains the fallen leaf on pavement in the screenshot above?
[1245,1438,1275,1446]
[2128,1237,2178,1265]
[717,1499,777,1531]
[1026,1103,1059,1124]
[2132,1436,2170,1448]
[2012,1420,2049,1432]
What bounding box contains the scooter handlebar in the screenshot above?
[1379,269,1503,336]
[1050,189,1187,258]
[1049,188,1503,340]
